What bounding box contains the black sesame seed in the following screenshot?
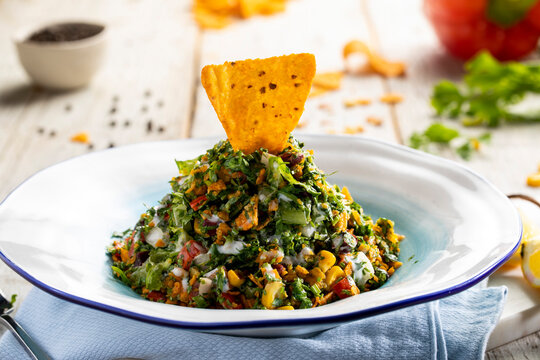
[158,126,165,133]
[294,83,300,87]
[260,87,266,94]
[88,143,94,150]
[231,84,235,89]
[247,85,252,89]
[157,100,164,108]
[262,103,266,108]
[109,120,116,127]
[231,62,236,66]
[124,120,131,127]
[109,107,117,114]
[112,95,119,102]
[65,104,72,112]
[141,105,148,113]
[108,143,115,148]
[259,71,266,77]
[144,90,152,97]
[49,130,56,137]
[147,120,153,132]
[291,75,297,79]
[269,83,276,89]
[37,127,45,134]
[294,107,299,111]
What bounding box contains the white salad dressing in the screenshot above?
[262,263,279,281]
[346,252,374,286]
[198,277,213,295]
[217,240,245,255]
[146,227,168,248]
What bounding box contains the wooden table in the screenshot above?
[0,0,539,358]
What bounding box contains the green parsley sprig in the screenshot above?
[432,51,540,127]
[410,123,491,160]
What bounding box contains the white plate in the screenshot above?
[0,135,521,336]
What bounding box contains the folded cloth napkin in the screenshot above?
[0,281,506,360]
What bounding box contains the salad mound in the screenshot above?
[108,137,403,309]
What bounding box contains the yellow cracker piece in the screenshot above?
[239,0,286,18]
[312,71,343,90]
[380,93,403,104]
[201,53,316,154]
[71,132,90,144]
[193,5,232,29]
[344,98,371,107]
[343,40,406,77]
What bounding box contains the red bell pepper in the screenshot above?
[178,240,206,270]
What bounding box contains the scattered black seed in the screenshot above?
[269,83,277,90]
[144,89,152,97]
[231,62,236,66]
[65,104,72,112]
[294,107,299,111]
[157,100,164,108]
[124,119,131,127]
[271,106,275,108]
[247,85,252,88]
[112,95,119,102]
[260,87,266,94]
[141,105,148,113]
[158,126,165,133]
[109,120,116,127]
[108,142,115,148]
[254,120,259,125]
[37,127,45,134]
[258,71,265,77]
[88,143,94,150]
[146,120,153,132]
[274,115,278,118]
[109,107,117,114]
[49,130,56,137]
[291,74,297,79]
[294,83,300,87]
[231,84,235,89]
[262,103,266,108]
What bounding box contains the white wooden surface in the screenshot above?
[0,0,539,358]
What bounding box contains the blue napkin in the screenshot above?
[0,282,506,360]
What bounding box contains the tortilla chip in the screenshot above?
[343,40,406,77]
[239,0,286,18]
[201,53,316,154]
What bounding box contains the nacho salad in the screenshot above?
[107,54,403,309]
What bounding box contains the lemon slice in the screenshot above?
[520,209,540,287]
[502,209,537,268]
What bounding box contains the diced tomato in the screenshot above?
[498,22,540,60]
[219,292,243,309]
[189,195,207,211]
[332,276,360,299]
[147,291,166,302]
[178,240,206,270]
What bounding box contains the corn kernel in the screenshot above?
[318,250,336,273]
[227,269,245,288]
[295,265,309,278]
[325,266,345,287]
[262,281,286,309]
[306,267,326,286]
[277,305,294,310]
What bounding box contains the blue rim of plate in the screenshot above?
[0,135,523,331]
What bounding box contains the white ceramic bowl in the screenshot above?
[0,135,521,336]
[13,21,107,90]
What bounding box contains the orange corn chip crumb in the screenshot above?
[344,98,371,107]
[527,173,540,187]
[343,40,406,77]
[71,132,90,144]
[380,93,403,104]
[366,116,383,126]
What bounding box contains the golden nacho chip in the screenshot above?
[343,40,406,77]
[201,53,316,154]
